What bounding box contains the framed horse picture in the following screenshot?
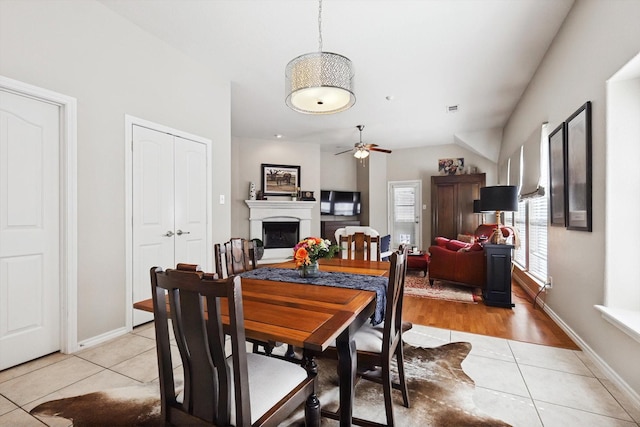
[261,164,301,196]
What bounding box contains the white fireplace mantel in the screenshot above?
[245,200,317,262]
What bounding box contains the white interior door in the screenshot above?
[132,126,174,325]
[132,126,208,326]
[0,90,61,370]
[174,136,207,264]
[388,181,422,250]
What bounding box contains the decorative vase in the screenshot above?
[249,182,256,200]
[298,261,319,278]
[254,245,264,260]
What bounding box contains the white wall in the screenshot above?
[387,144,497,247]
[320,151,358,190]
[231,137,322,239]
[500,0,640,396]
[367,154,389,235]
[0,0,232,342]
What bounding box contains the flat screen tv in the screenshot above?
[320,190,361,216]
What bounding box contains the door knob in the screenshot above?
[163,231,175,237]
[176,229,190,236]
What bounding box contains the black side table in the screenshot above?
[483,244,515,308]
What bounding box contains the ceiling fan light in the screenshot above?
[353,148,369,159]
[285,52,355,114]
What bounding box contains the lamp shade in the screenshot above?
[285,52,355,114]
[473,199,482,214]
[480,186,518,212]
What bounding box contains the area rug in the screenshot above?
[404,273,482,303]
[30,342,510,427]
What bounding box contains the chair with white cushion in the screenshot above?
[335,226,382,261]
[150,266,318,426]
[323,246,411,426]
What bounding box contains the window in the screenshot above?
[509,123,549,284]
[511,196,548,283]
[512,201,526,267]
[528,195,548,281]
[597,51,640,342]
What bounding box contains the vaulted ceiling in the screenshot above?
[100,0,574,160]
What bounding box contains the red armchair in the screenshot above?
[428,238,486,288]
[427,224,512,289]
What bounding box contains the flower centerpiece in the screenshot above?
[293,237,339,278]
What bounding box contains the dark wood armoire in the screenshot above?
[430,173,486,245]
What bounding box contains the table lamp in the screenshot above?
[480,185,518,244]
[473,199,484,224]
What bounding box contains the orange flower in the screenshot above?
[294,247,309,267]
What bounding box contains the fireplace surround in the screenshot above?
[245,200,316,262]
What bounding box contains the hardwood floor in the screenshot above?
[403,280,580,350]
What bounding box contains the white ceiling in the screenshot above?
[99,0,574,157]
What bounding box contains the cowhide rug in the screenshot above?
[31,342,511,426]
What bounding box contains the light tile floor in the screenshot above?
[1,323,639,426]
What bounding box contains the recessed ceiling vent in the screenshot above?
[446,105,459,113]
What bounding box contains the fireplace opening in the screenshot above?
[263,221,299,249]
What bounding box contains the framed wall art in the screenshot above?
[261,163,300,196]
[565,101,592,231]
[548,122,567,226]
[438,158,464,175]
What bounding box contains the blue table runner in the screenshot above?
[238,267,388,325]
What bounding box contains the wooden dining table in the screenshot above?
[133,257,390,427]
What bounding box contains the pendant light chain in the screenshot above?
[318,0,323,52]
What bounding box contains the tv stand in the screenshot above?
[321,220,360,244]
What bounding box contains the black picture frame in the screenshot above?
[261,163,300,196]
[565,101,592,231]
[548,122,567,227]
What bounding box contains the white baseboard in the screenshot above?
[76,327,129,352]
[514,275,640,410]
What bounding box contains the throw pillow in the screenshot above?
[445,239,469,251]
[457,234,475,243]
[435,237,450,247]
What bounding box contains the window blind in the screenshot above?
[520,123,549,199]
[508,146,522,190]
[513,201,527,267]
[393,188,415,222]
[528,195,548,281]
[528,125,549,281]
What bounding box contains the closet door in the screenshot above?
[132,125,174,325]
[132,126,208,326]
[173,136,207,265]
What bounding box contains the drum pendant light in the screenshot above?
[285,0,355,114]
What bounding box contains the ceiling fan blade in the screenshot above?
[370,147,392,154]
[364,143,379,149]
[334,148,354,155]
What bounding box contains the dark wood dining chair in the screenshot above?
[338,232,382,261]
[214,237,257,278]
[150,266,318,426]
[214,238,277,355]
[323,246,411,426]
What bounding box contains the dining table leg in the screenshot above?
[335,327,357,427]
[303,350,321,427]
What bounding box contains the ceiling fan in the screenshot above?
[335,125,392,159]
